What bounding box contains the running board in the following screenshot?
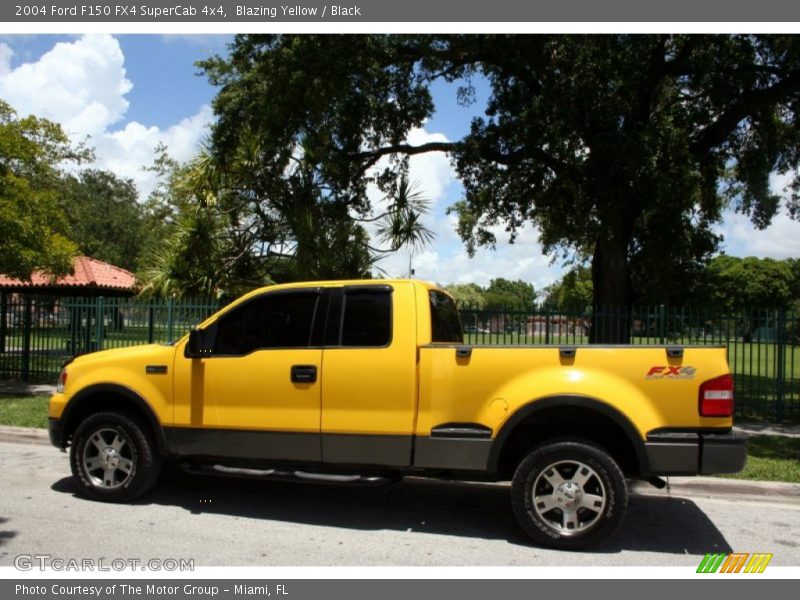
[182,463,400,487]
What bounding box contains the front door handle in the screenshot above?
[291,365,317,383]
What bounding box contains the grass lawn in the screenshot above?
[0,395,49,428]
[719,435,800,483]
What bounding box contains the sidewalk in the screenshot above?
[0,381,56,396]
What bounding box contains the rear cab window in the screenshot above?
[429,290,463,343]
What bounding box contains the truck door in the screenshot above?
[320,283,418,466]
[172,288,323,462]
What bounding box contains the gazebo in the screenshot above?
[0,256,137,297]
[0,257,137,379]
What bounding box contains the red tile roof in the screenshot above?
[0,256,136,291]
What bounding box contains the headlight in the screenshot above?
[56,369,68,393]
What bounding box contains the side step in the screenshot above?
[182,463,400,487]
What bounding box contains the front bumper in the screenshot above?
[49,417,65,448]
[644,431,747,476]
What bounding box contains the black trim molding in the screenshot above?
[487,394,648,473]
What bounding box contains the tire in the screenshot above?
[69,411,162,502]
[511,439,628,550]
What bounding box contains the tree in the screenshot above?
[201,35,800,341]
[59,170,146,272]
[701,255,794,312]
[484,277,536,308]
[0,100,87,279]
[444,282,486,308]
[542,266,594,312]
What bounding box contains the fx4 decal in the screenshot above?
[646,366,696,380]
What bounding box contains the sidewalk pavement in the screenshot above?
[0,380,56,396]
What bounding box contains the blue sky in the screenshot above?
[0,34,797,290]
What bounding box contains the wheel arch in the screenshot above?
[488,395,648,476]
[60,384,169,456]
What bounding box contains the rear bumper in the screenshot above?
[644,431,747,476]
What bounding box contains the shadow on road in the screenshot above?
[0,517,17,548]
[51,469,731,555]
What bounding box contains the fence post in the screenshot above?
[21,296,32,381]
[95,296,105,351]
[167,297,175,343]
[0,291,6,354]
[147,304,155,343]
[776,308,786,422]
[69,299,78,356]
[658,304,666,345]
[545,307,551,345]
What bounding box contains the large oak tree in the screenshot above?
[202,35,800,341]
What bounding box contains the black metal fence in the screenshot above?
[459,304,799,422]
[0,294,797,421]
[0,295,221,383]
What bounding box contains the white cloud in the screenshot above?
[0,34,212,199]
[718,208,800,259]
[0,34,131,137]
[716,171,800,259]
[0,43,13,76]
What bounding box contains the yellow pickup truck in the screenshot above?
[49,279,746,549]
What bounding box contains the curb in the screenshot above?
[0,425,50,446]
[630,476,800,503]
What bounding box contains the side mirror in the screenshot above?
[185,327,215,358]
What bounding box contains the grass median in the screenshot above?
[719,435,800,483]
[0,395,798,484]
[0,394,50,428]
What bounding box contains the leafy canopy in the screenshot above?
[0,100,89,279]
[201,35,800,318]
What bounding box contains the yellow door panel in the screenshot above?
[320,283,418,465]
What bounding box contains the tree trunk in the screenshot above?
[590,235,633,343]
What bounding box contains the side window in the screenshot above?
[214,292,319,355]
[429,290,463,343]
[340,290,392,347]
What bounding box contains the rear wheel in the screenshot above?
[70,411,162,502]
[511,439,627,550]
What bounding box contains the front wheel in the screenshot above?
[511,439,627,550]
[69,411,162,502]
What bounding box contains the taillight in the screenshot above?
[699,374,734,417]
[57,369,67,394]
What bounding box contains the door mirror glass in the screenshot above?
[185,326,215,358]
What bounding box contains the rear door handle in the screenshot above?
[291,365,317,383]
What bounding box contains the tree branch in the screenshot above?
[691,71,800,154]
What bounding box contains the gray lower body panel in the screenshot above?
[166,427,497,472]
[413,437,493,471]
[322,434,412,467]
[169,427,321,462]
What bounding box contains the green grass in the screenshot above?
[719,435,800,483]
[0,395,49,428]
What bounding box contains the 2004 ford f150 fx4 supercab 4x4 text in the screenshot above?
[49,279,746,549]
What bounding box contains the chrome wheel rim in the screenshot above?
[81,427,134,489]
[532,460,607,536]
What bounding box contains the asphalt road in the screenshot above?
[0,440,798,567]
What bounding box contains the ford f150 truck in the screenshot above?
[49,279,746,549]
